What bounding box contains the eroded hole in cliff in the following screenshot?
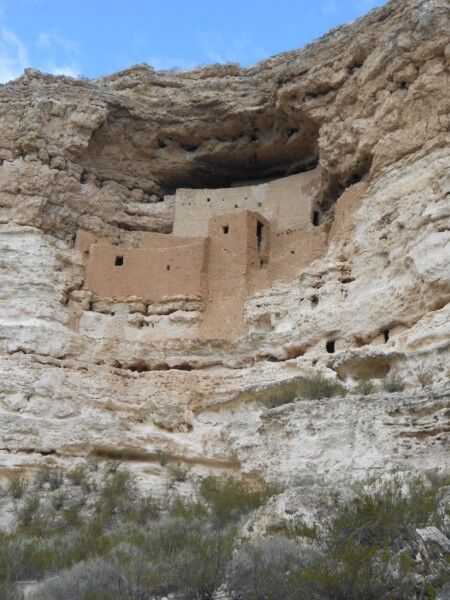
[326,340,335,354]
[312,210,320,227]
[79,104,320,194]
[321,153,373,214]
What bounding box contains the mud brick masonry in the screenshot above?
[75,168,366,338]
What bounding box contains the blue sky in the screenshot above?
[0,0,387,82]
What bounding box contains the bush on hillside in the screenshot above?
[0,462,448,600]
[199,474,279,525]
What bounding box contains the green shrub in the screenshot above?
[17,494,40,528]
[1,462,447,600]
[229,474,448,600]
[8,476,26,500]
[199,474,278,525]
[292,551,415,600]
[228,536,313,600]
[262,378,304,409]
[87,456,101,472]
[51,491,67,512]
[169,496,208,521]
[267,517,318,540]
[329,475,447,558]
[67,465,88,487]
[263,375,345,408]
[94,467,136,523]
[302,375,345,399]
[35,464,64,491]
[354,377,376,395]
[415,366,433,389]
[162,520,237,599]
[154,449,170,466]
[167,462,190,483]
[62,503,83,528]
[382,373,405,393]
[129,495,161,525]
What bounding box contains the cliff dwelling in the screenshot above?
[2,1,450,595]
[75,167,365,339]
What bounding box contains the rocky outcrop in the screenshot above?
[0,0,449,487]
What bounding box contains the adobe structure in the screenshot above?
[75,167,365,339]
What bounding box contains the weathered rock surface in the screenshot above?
[0,0,449,488]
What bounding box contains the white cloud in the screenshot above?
[0,27,28,82]
[37,31,79,55]
[45,64,79,77]
[36,31,81,77]
[197,32,267,66]
[0,22,82,83]
[148,32,267,71]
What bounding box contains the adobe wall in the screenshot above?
[82,236,207,302]
[200,211,270,339]
[74,229,99,262]
[74,173,365,341]
[139,231,200,248]
[247,228,328,294]
[172,168,321,237]
[270,228,327,279]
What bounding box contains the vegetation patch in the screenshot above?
[263,374,346,408]
[0,463,448,599]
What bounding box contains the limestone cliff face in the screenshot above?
[0,0,449,489]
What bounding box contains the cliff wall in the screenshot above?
[0,0,448,490]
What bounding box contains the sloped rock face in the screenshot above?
[0,0,449,488]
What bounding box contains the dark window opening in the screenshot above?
[257,220,264,250]
[222,225,229,234]
[290,250,295,255]
[326,340,335,354]
[80,171,89,184]
[383,329,389,343]
[312,211,320,227]
[235,204,239,208]
[207,197,211,202]
[166,265,171,271]
[115,256,124,267]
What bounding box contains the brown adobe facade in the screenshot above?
[74,168,367,339]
